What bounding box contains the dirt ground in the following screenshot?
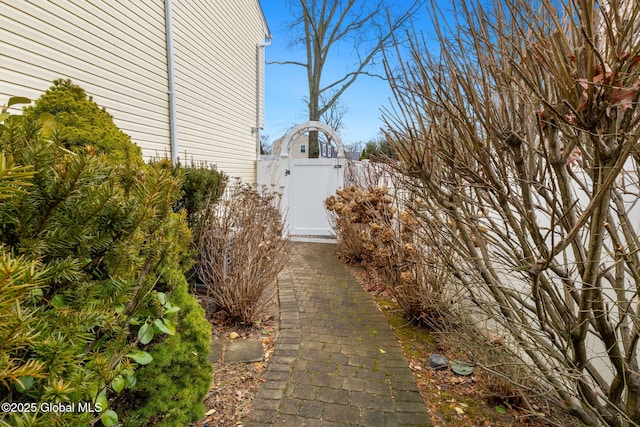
[192,290,279,427]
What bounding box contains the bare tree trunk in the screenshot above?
[272,0,423,160]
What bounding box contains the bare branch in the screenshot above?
[282,0,424,156]
[381,0,640,424]
[267,60,308,67]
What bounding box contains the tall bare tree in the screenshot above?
[384,0,640,425]
[274,0,422,157]
[318,92,347,157]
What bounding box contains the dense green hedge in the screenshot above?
[163,160,227,231]
[0,87,212,426]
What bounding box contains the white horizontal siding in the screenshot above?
[172,0,266,181]
[0,0,170,156]
[0,0,269,181]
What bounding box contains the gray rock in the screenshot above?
[225,340,263,363]
[429,354,449,370]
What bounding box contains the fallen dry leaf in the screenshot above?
[489,331,505,346]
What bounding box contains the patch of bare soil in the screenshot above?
[191,297,278,427]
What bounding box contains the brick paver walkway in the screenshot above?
[246,242,431,426]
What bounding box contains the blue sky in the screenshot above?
[260,1,426,148]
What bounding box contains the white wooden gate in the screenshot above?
[288,158,342,236]
[257,121,345,238]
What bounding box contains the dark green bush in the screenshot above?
[24,79,143,165]
[0,95,211,426]
[119,275,212,426]
[170,161,227,231]
[359,134,396,161]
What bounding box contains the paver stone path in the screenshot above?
[246,242,431,426]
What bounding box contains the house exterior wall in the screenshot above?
[0,1,170,155]
[0,1,269,182]
[172,0,268,180]
[272,134,310,159]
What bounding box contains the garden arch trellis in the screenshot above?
[258,121,345,238]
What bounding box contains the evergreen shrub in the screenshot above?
[119,276,212,426]
[24,79,143,166]
[170,161,227,231]
[0,94,211,426]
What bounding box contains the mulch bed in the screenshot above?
[343,260,569,427]
[192,297,278,427]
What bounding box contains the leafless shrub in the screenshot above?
[198,182,287,324]
[386,213,453,327]
[344,159,391,188]
[326,185,452,325]
[383,0,640,424]
[325,186,383,263]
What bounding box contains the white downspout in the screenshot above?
[165,0,178,164]
[256,37,272,159]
